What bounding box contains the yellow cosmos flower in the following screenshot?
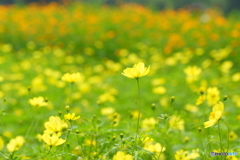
[206,87,220,106]
[204,101,224,128]
[144,142,166,153]
[169,115,185,131]
[44,116,68,136]
[183,66,202,83]
[41,133,66,147]
[122,62,150,79]
[61,72,81,83]
[229,131,238,141]
[6,136,25,152]
[113,151,133,160]
[29,96,48,107]
[64,113,80,121]
[0,136,4,150]
[141,117,157,131]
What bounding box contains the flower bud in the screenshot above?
[171,96,175,104]
[120,133,124,139]
[223,95,228,101]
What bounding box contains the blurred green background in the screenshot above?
[1,0,240,14]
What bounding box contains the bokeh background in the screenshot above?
[1,0,240,14]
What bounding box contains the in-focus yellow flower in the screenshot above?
[113,151,133,160]
[61,72,81,83]
[64,113,80,121]
[41,133,66,147]
[122,62,150,79]
[183,66,202,83]
[169,115,184,130]
[29,96,48,107]
[204,101,224,128]
[6,136,25,152]
[44,116,68,136]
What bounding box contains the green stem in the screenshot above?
[136,78,141,134]
[68,83,74,105]
[218,121,223,160]
[32,147,52,160]
[221,119,229,153]
[135,78,141,143]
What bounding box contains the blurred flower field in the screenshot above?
[0,2,240,160]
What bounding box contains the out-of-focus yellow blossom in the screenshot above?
[201,59,212,69]
[232,95,240,107]
[141,117,157,131]
[29,96,48,107]
[169,115,184,130]
[122,62,150,79]
[185,104,198,112]
[131,110,142,119]
[210,47,232,61]
[144,142,166,153]
[61,72,81,83]
[183,66,202,83]
[226,155,238,160]
[151,78,166,86]
[113,151,133,160]
[44,116,68,136]
[195,95,206,105]
[152,86,167,95]
[0,136,4,150]
[64,113,80,121]
[101,107,115,116]
[220,61,233,74]
[204,101,224,128]
[175,149,200,160]
[229,131,238,141]
[159,96,169,107]
[85,139,96,146]
[98,92,116,103]
[6,136,25,152]
[3,131,12,138]
[206,87,220,106]
[0,76,4,82]
[41,133,66,147]
[232,72,240,82]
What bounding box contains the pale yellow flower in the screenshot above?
[141,117,157,131]
[152,86,167,95]
[113,151,133,160]
[6,136,25,152]
[122,62,150,79]
[64,113,80,121]
[204,101,224,128]
[169,115,184,130]
[41,133,66,147]
[229,131,238,141]
[206,87,220,106]
[29,96,47,107]
[183,66,202,83]
[101,107,115,116]
[0,136,4,150]
[61,72,81,83]
[144,142,166,153]
[175,149,200,160]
